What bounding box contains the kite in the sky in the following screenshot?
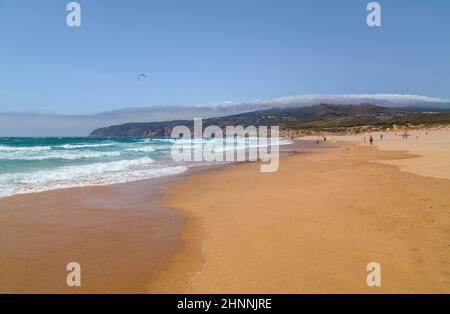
[137,74,147,82]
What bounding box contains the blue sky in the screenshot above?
[0,0,449,117]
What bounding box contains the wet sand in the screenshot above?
[0,176,187,293]
[0,140,312,293]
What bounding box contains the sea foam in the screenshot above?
[0,157,188,198]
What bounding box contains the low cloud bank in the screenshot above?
[1,94,449,136]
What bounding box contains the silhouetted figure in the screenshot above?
[369,135,374,145]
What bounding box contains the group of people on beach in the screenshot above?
[316,136,327,145]
[363,135,374,145]
[363,133,384,145]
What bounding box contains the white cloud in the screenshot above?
[1,94,449,136]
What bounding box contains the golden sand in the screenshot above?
[0,178,185,293]
[304,130,450,180]
[150,138,450,293]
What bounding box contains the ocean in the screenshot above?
[0,137,291,198]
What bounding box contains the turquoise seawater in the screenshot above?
[0,137,292,198]
[0,137,186,198]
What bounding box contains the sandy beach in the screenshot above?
[1,132,449,293]
[149,131,450,293]
[0,175,187,293]
[303,129,450,180]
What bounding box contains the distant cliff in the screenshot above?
[90,120,193,137]
[90,104,450,137]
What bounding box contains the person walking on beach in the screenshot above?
[380,134,383,141]
[369,135,374,145]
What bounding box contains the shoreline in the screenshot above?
[0,139,314,293]
[0,174,185,293]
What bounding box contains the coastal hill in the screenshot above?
[90,104,450,137]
